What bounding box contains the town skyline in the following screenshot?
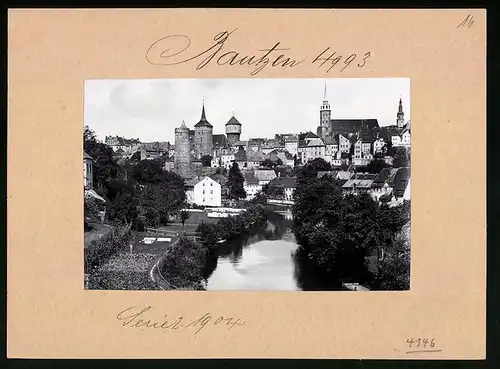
[84,78,410,143]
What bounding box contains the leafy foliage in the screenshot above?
[201,155,213,167]
[84,126,119,189]
[292,160,411,286]
[228,162,246,200]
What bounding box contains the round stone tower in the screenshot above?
[194,102,213,159]
[225,114,242,146]
[174,120,192,178]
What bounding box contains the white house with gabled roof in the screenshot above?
[193,176,222,207]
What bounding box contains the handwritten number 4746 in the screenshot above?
[457,14,474,28]
[406,338,435,349]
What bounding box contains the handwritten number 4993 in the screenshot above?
[406,338,436,349]
[457,14,474,28]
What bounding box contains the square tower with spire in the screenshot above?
[320,81,331,137]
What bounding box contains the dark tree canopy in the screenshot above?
[228,162,247,200]
[292,161,411,288]
[84,126,119,189]
[201,155,213,167]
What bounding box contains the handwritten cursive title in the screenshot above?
[146,29,371,75]
[116,306,246,335]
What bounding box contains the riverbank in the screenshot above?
[156,204,268,290]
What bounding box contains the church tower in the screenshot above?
[320,82,331,137]
[397,97,405,129]
[194,101,214,159]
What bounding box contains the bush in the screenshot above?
[159,236,207,289]
[84,226,132,274]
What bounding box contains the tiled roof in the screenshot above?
[300,131,320,140]
[323,136,338,145]
[254,169,277,182]
[317,170,338,178]
[342,178,375,189]
[246,150,266,162]
[243,171,259,185]
[307,138,325,147]
[268,176,297,189]
[234,149,247,161]
[337,171,354,180]
[371,168,392,188]
[248,138,266,145]
[329,118,380,134]
[284,134,299,142]
[389,167,411,197]
[209,173,228,186]
[213,134,227,147]
[232,140,247,147]
[226,116,242,126]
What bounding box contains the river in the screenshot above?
[203,209,343,291]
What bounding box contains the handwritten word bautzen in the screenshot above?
[116,306,246,335]
[146,29,371,76]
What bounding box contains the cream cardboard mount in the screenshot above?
[7,9,486,359]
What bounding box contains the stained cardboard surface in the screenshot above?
[7,9,486,359]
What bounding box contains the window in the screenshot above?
[203,190,205,194]
[210,190,213,194]
[203,198,205,202]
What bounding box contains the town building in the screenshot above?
[194,102,213,159]
[164,156,175,172]
[276,151,295,167]
[267,176,297,201]
[248,138,266,152]
[243,171,262,200]
[84,151,94,189]
[254,169,277,186]
[342,173,378,195]
[284,135,299,156]
[298,136,326,165]
[105,135,141,154]
[369,168,396,201]
[193,176,222,207]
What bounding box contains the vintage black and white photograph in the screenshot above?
[83,78,411,291]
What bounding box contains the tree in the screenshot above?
[130,151,141,162]
[366,159,389,174]
[84,126,119,189]
[228,162,246,200]
[370,221,410,290]
[179,209,190,231]
[105,180,140,226]
[84,194,101,230]
[201,155,213,167]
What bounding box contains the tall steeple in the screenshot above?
[320,81,331,137]
[397,97,405,129]
[200,100,207,122]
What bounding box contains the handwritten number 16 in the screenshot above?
[457,14,474,28]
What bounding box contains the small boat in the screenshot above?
[217,239,226,244]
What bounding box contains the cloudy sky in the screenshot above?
[84,78,410,143]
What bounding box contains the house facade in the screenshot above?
[84,151,94,189]
[193,176,222,207]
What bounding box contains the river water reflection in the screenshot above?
[204,210,342,291]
